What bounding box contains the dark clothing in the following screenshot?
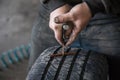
[28,0,120,80]
[42,0,120,16]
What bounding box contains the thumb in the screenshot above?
[54,13,73,23]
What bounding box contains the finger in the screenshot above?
[54,13,73,23]
[65,26,80,46]
[54,29,64,46]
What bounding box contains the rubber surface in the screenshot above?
[26,46,108,80]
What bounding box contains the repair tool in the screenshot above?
[62,24,70,55]
[50,24,71,57]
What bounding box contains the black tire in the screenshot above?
[26,46,108,80]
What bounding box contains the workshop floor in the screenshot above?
[0,60,28,80]
[0,0,39,80]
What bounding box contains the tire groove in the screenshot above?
[79,50,91,80]
[53,47,71,80]
[41,46,61,80]
[66,49,81,80]
[50,63,58,70]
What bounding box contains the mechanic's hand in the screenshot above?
[54,2,92,46]
[49,4,72,45]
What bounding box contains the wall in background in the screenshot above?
[0,0,40,53]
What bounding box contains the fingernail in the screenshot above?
[54,17,59,23]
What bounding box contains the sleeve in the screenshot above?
[83,0,105,16]
[42,0,82,12]
[83,0,120,16]
[102,0,120,15]
[42,0,66,12]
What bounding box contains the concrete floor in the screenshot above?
[0,60,28,80]
[0,0,40,80]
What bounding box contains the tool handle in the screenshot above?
[62,24,70,45]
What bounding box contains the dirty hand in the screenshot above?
[54,2,92,46]
[49,4,72,45]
